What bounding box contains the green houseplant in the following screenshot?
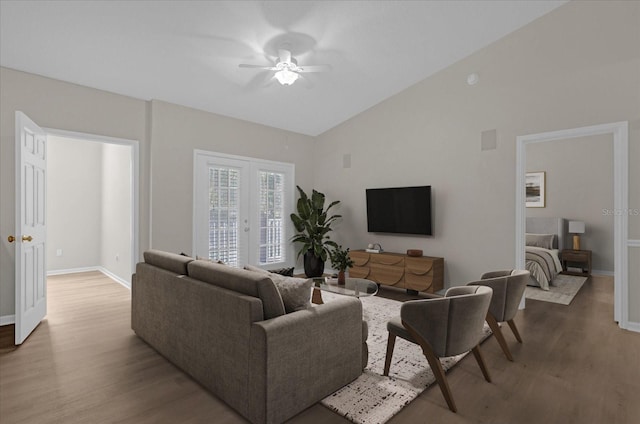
[329,245,354,285]
[290,185,341,277]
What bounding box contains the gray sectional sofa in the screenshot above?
[131,250,366,424]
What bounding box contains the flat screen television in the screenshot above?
[366,186,432,236]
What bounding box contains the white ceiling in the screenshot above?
[0,1,566,136]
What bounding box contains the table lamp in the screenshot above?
[569,220,585,250]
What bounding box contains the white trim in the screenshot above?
[629,240,640,248]
[625,321,640,333]
[516,122,629,330]
[47,267,131,290]
[591,270,615,277]
[0,315,16,326]
[47,266,103,276]
[98,267,131,289]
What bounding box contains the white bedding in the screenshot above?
[525,247,563,290]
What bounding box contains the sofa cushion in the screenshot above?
[144,250,193,275]
[269,267,295,277]
[244,265,312,313]
[188,260,286,320]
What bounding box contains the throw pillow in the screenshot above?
[269,267,295,277]
[525,233,555,250]
[270,274,313,313]
[244,265,312,313]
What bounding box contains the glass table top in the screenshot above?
[312,277,378,298]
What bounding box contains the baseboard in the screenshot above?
[0,315,16,326]
[98,267,131,289]
[47,266,103,276]
[592,269,614,276]
[624,321,640,333]
[48,266,131,289]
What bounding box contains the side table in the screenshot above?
[560,249,592,276]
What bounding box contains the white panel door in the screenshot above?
[15,111,47,345]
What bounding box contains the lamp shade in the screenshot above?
[568,220,585,234]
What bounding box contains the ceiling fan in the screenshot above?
[239,49,330,86]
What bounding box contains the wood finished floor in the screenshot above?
[1,272,638,423]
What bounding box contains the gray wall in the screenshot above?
[527,134,614,273]
[47,136,103,270]
[46,137,133,283]
[313,1,640,319]
[148,100,316,255]
[100,143,132,282]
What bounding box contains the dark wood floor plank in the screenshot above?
[1,272,639,424]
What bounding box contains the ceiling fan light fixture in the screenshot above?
[275,69,299,85]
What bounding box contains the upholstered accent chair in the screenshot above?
[383,285,493,413]
[471,270,530,361]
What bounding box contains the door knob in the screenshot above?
[22,235,33,242]
[8,235,15,243]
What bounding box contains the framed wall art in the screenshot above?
[526,171,546,208]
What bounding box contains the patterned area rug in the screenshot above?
[320,293,492,424]
[525,274,588,305]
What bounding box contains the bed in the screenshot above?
[525,217,566,290]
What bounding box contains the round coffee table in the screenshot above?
[311,277,378,304]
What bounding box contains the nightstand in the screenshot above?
[560,249,592,276]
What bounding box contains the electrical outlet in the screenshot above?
[56,249,63,257]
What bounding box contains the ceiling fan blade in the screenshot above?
[277,49,292,64]
[239,64,277,70]
[297,64,332,73]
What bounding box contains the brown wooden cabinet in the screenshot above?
[561,249,592,276]
[349,250,444,293]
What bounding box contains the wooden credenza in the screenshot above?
[348,250,444,293]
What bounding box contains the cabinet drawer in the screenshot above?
[349,266,371,279]
[349,251,371,267]
[370,254,404,267]
[370,263,404,287]
[405,272,435,292]
[404,257,435,291]
[563,252,588,262]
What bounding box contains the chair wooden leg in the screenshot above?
[471,345,492,382]
[507,319,523,343]
[383,333,396,376]
[486,313,514,361]
[403,320,457,413]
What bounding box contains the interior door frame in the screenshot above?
[43,128,140,283]
[515,121,629,329]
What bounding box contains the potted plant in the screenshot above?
[329,245,354,285]
[290,185,341,277]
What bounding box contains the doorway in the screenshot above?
[515,121,629,329]
[45,128,138,288]
[45,131,138,286]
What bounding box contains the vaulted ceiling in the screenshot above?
[0,1,566,136]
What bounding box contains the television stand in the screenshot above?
[348,250,444,294]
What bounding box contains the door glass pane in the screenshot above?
[259,171,285,264]
[209,166,240,266]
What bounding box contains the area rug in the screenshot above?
[525,274,588,305]
[319,293,492,424]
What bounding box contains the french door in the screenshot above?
[193,151,294,268]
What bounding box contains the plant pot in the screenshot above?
[338,270,346,285]
[304,251,325,277]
